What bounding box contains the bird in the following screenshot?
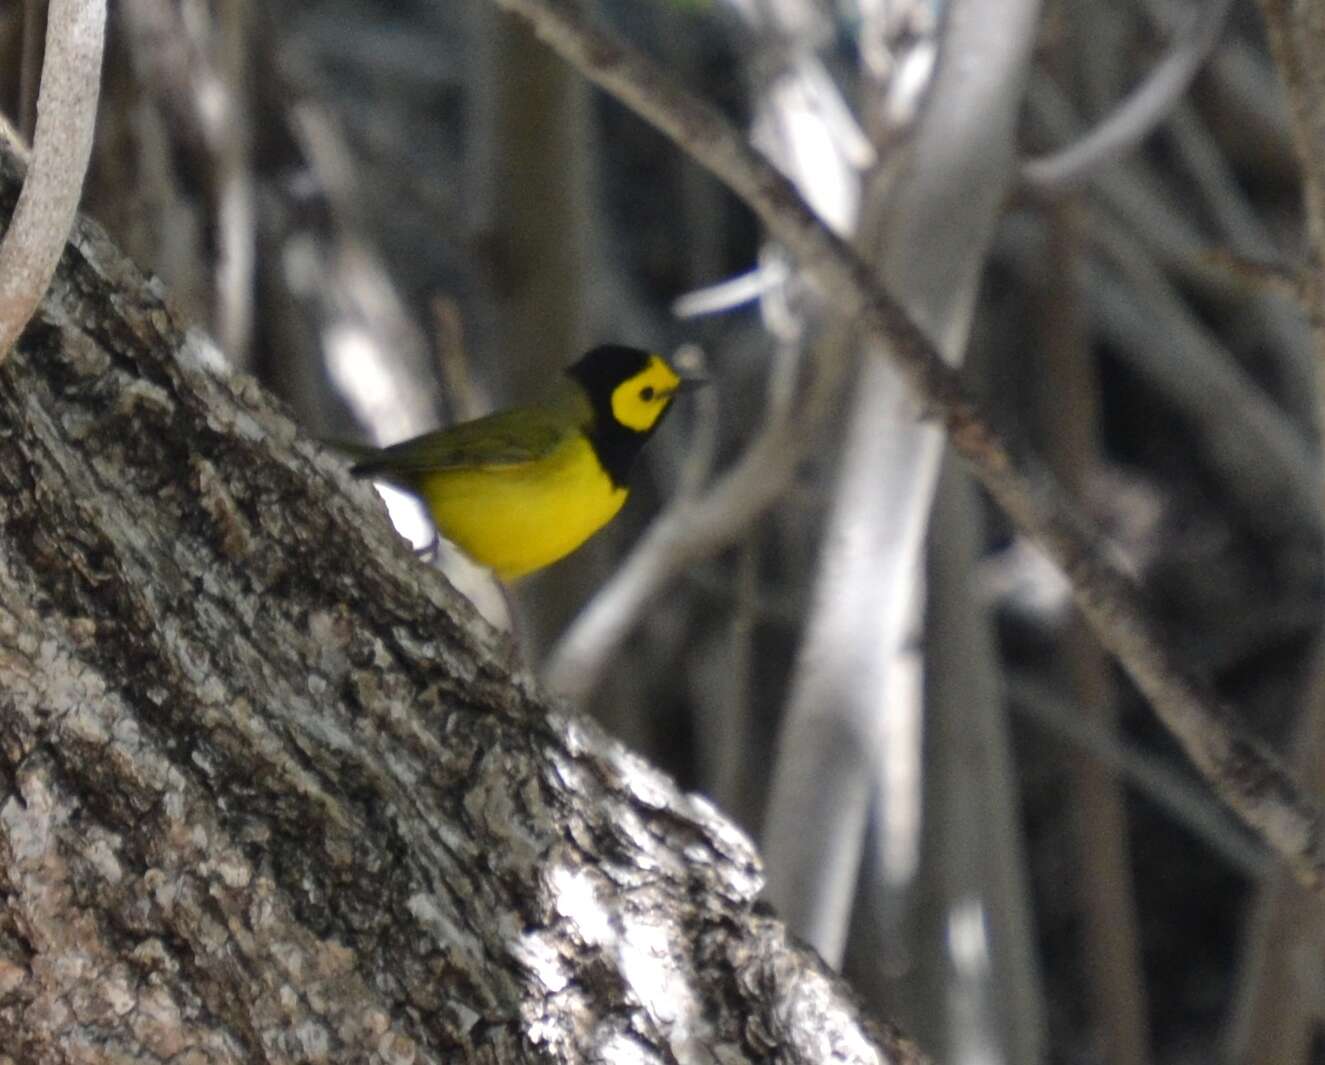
[348,344,703,581]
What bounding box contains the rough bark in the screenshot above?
[0,142,924,1064]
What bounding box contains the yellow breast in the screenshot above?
[416,434,627,580]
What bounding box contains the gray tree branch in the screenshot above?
[0,0,104,361]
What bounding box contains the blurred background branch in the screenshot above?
[0,0,104,359]
[1022,0,1235,192]
[488,0,1325,896]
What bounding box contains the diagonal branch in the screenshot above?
[483,0,1325,889]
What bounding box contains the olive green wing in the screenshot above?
[349,404,576,484]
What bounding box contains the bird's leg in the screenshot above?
[414,530,440,563]
[498,582,531,675]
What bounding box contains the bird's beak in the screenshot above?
[673,374,709,395]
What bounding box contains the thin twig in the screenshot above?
[1086,219,1321,539]
[492,0,1325,889]
[1199,246,1308,301]
[1024,75,1208,268]
[0,0,105,363]
[1023,73,1318,438]
[1007,678,1267,879]
[1022,0,1236,192]
[1168,101,1276,260]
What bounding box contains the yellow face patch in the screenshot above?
[609,355,682,432]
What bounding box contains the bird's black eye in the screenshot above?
[640,386,656,401]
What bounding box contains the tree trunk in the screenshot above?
[0,139,924,1065]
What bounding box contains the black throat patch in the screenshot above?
[584,415,650,490]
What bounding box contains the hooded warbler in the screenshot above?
[351,344,702,580]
